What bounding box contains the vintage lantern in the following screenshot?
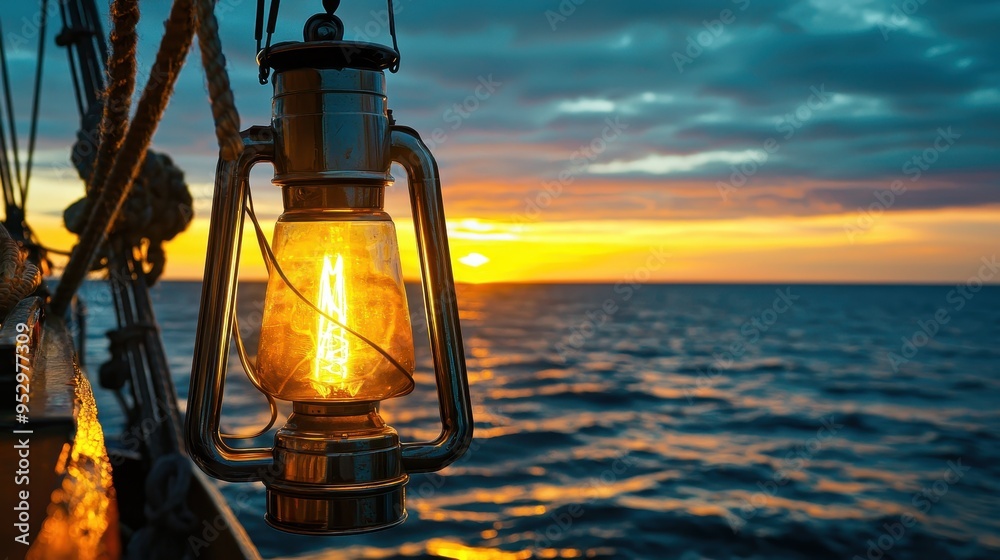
[185,8,473,535]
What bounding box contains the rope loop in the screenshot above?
[0,224,41,318]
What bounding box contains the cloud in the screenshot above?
[589,150,766,175]
[2,0,997,227]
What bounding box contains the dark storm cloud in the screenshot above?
[5,0,999,222]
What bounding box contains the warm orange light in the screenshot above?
[256,215,416,402]
[28,371,119,560]
[458,252,489,268]
[313,254,354,397]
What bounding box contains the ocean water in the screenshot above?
[78,282,1000,560]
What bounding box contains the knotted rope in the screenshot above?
[51,0,196,316]
[0,223,41,318]
[64,150,193,285]
[194,0,243,161]
[125,453,198,560]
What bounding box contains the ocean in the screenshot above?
[78,281,1000,560]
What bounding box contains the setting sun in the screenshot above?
[458,252,490,268]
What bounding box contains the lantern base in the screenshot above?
[264,401,408,535]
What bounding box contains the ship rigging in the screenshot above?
[1,0,472,557]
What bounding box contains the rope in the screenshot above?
[194,0,242,161]
[23,0,50,208]
[58,0,86,117]
[0,21,17,212]
[51,0,196,317]
[0,20,23,196]
[125,453,198,560]
[65,149,194,286]
[0,223,41,318]
[89,0,139,197]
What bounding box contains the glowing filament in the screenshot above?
[312,255,354,397]
[255,219,416,402]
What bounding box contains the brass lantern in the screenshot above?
[185,24,473,534]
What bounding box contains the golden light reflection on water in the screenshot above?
[427,538,533,560]
[426,539,611,560]
[814,478,870,494]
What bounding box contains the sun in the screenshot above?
[458,253,490,268]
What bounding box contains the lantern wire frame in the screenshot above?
[218,186,414,439]
[219,190,279,439]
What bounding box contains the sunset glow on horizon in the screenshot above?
[4,2,998,286]
[27,202,1000,285]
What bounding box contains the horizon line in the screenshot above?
[67,278,1000,288]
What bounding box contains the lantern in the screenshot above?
[185,14,473,535]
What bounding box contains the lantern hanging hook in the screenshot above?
[255,0,401,84]
[255,0,281,84]
[386,0,401,73]
[303,0,345,43]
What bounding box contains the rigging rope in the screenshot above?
[58,1,86,117]
[51,0,196,316]
[88,0,139,198]
[0,22,18,216]
[0,21,23,197]
[23,0,50,208]
[194,0,243,161]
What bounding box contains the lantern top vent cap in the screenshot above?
[258,40,399,73]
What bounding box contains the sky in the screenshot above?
[3,0,999,283]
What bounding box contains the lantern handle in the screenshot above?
[390,126,474,473]
[186,126,275,482]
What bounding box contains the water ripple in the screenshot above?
[75,282,1000,559]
